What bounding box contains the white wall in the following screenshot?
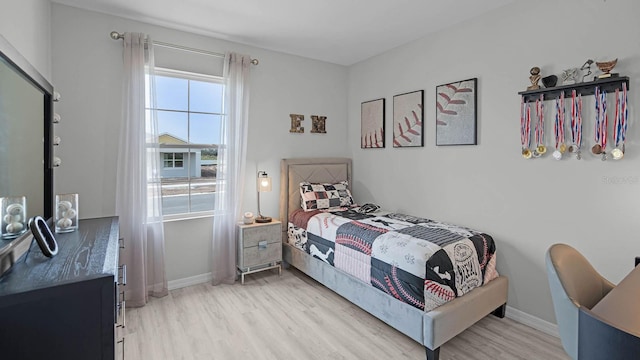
[0,0,51,80]
[51,4,348,282]
[348,0,640,324]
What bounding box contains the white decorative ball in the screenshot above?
[57,201,72,212]
[6,203,24,216]
[6,222,23,233]
[4,214,13,224]
[57,218,72,229]
[63,208,77,219]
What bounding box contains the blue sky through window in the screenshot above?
[154,74,223,145]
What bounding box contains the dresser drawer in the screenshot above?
[241,223,281,248]
[240,242,282,269]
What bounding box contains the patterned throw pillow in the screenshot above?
[300,181,354,211]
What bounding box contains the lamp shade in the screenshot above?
[258,171,272,192]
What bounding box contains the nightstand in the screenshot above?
[237,220,282,284]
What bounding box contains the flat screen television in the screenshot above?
[0,35,54,270]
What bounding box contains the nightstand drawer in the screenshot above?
[241,223,281,248]
[241,242,282,269]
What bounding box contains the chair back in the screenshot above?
[546,244,613,360]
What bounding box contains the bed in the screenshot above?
[279,158,508,360]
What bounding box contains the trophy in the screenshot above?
[527,67,541,90]
[560,68,579,85]
[580,59,594,82]
[595,58,618,80]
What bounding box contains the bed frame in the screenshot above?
[279,158,508,360]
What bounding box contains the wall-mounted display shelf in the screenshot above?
[518,76,630,102]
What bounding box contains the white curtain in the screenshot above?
[116,33,168,306]
[211,53,252,285]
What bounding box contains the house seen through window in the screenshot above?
[149,68,223,216]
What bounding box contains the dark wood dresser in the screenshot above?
[0,216,124,359]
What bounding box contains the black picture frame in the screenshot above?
[435,78,477,146]
[393,90,424,147]
[361,98,385,148]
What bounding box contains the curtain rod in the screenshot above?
[109,31,259,65]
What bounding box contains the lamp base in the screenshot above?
[255,216,272,223]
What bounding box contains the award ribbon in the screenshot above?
[569,91,583,159]
[614,88,620,148]
[601,90,608,154]
[611,83,628,160]
[592,87,608,159]
[553,93,566,160]
[534,94,546,157]
[520,96,532,159]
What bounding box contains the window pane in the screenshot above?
[158,110,188,143]
[156,76,188,111]
[152,71,223,216]
[190,80,223,113]
[189,183,215,212]
[200,146,217,181]
[161,179,190,215]
[190,113,222,145]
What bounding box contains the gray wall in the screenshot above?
[0,0,51,81]
[51,4,348,283]
[347,0,640,325]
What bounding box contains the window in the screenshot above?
[163,153,184,168]
[148,68,224,217]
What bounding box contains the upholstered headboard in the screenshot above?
[279,158,352,238]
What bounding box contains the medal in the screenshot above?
[591,144,602,154]
[611,85,628,160]
[533,95,545,158]
[536,145,547,155]
[553,93,566,159]
[568,144,577,153]
[593,87,608,159]
[611,147,624,160]
[521,97,532,159]
[574,92,583,160]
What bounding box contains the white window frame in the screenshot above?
[150,67,224,221]
[163,152,184,169]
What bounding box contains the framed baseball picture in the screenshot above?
[393,90,424,147]
[361,98,385,148]
[436,78,477,146]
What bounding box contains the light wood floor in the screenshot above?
[123,268,570,360]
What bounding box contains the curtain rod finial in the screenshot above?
[110,31,123,40]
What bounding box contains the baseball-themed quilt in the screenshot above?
[288,208,499,312]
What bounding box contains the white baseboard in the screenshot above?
[168,272,212,290]
[506,305,559,338]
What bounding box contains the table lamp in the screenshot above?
[256,171,272,223]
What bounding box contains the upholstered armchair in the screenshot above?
[545,243,615,359]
